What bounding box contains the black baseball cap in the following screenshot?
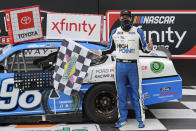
[120,9,132,17]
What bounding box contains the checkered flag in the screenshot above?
[53,39,96,96]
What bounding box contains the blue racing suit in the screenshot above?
[101,26,149,123]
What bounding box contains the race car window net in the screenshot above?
[6,48,58,73]
[14,71,53,90]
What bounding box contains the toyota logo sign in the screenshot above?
[21,16,32,25]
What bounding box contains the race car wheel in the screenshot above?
[83,83,118,123]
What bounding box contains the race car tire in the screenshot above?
[83,83,118,123]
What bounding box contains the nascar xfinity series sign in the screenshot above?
[106,10,196,59]
[5,6,43,44]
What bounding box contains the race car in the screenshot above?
[0,40,182,124]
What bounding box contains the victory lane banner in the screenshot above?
[46,13,104,42]
[106,10,196,59]
[5,5,43,44]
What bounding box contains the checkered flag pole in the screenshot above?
[53,39,96,96]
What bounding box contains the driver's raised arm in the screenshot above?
[137,28,153,52]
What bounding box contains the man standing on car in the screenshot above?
[91,9,153,128]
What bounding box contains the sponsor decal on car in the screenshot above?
[150,61,164,73]
[28,44,46,48]
[153,92,178,99]
[24,48,57,57]
[160,91,178,96]
[95,68,114,73]
[94,68,114,79]
[95,74,114,78]
[142,65,148,70]
[71,95,81,110]
[0,78,42,111]
[59,100,73,104]
[160,86,171,91]
[143,92,150,99]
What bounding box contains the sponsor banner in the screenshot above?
[0,11,47,44]
[106,10,196,59]
[46,13,104,42]
[5,5,43,44]
[0,124,101,131]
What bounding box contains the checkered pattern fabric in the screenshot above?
[53,39,96,96]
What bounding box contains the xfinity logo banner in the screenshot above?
[106,10,196,59]
[46,13,104,42]
[5,6,43,44]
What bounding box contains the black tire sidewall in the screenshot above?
[83,83,118,123]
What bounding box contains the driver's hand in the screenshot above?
[147,39,153,51]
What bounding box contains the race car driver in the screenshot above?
[91,9,153,128]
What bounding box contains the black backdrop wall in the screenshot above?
[0,0,195,85]
[1,0,196,14]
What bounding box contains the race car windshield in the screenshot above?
[0,44,12,56]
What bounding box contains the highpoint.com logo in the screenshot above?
[133,16,175,24]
